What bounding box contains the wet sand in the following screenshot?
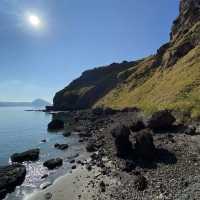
[24,166,102,200]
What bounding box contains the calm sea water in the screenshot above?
[0,107,84,200]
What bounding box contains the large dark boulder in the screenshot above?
[129,119,146,132]
[48,119,64,131]
[147,110,176,130]
[135,129,156,160]
[11,149,40,163]
[0,164,26,199]
[43,158,63,170]
[111,124,133,157]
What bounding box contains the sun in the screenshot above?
[28,15,41,27]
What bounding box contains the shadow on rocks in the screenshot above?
[155,148,177,165]
[112,128,178,171]
[123,147,177,172]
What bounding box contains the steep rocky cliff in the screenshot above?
[53,0,200,118]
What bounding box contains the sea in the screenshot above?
[0,107,84,200]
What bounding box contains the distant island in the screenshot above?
[0,99,51,107]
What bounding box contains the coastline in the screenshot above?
[3,107,200,200]
[24,159,117,200]
[24,166,100,200]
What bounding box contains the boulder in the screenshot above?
[86,140,98,152]
[48,119,64,131]
[71,165,76,170]
[11,148,40,163]
[43,158,63,170]
[147,110,176,130]
[0,164,26,199]
[129,120,146,132]
[134,175,148,191]
[63,131,71,137]
[135,129,156,160]
[111,124,132,157]
[184,125,197,135]
[54,143,69,150]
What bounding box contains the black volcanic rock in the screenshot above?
[43,158,63,170]
[48,119,64,131]
[86,140,98,152]
[129,119,146,132]
[0,164,26,199]
[147,110,176,130]
[63,131,71,137]
[111,124,133,157]
[135,129,156,160]
[11,149,40,163]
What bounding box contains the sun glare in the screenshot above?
[28,15,41,27]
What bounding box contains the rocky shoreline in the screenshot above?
[49,108,200,199]
[1,108,200,199]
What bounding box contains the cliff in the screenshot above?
[53,0,200,118]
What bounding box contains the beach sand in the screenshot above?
[23,165,114,200]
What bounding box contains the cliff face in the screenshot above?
[53,61,140,110]
[53,0,200,117]
[171,0,200,41]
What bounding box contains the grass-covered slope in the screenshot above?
[53,0,200,118]
[96,45,200,118]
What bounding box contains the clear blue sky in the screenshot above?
[0,0,179,102]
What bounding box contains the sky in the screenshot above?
[0,0,179,102]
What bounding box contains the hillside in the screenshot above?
[53,0,200,118]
